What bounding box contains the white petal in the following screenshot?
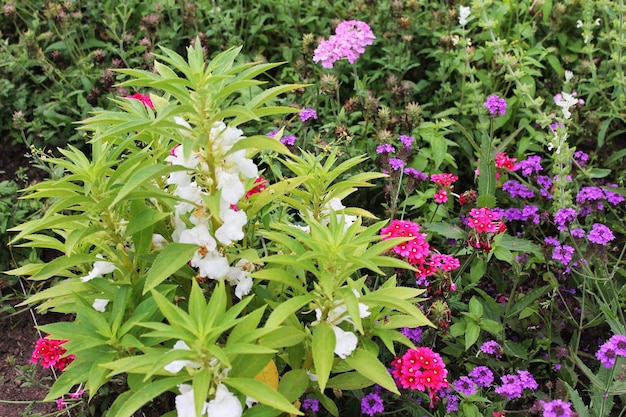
[205,384,242,417]
[332,326,358,359]
[92,298,109,312]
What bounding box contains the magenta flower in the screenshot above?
[398,134,415,151]
[434,189,448,203]
[388,157,405,171]
[376,144,395,154]
[484,94,507,116]
[587,223,615,245]
[280,135,297,146]
[125,93,154,109]
[542,399,573,417]
[480,340,503,358]
[299,107,317,122]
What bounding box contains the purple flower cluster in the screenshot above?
[452,376,476,396]
[596,334,626,368]
[468,366,494,387]
[361,393,384,416]
[576,185,625,209]
[503,205,540,224]
[400,326,422,344]
[480,340,503,358]
[389,158,405,171]
[484,94,507,116]
[502,180,535,199]
[302,398,320,412]
[398,135,415,151]
[515,155,543,177]
[404,167,429,181]
[280,135,297,146]
[537,175,553,199]
[553,207,578,231]
[541,399,573,417]
[552,244,575,266]
[587,223,615,246]
[299,107,317,122]
[376,143,395,154]
[313,20,375,68]
[494,370,538,400]
[573,150,589,166]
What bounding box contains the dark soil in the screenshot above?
[0,300,67,417]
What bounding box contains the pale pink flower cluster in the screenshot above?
[313,20,375,68]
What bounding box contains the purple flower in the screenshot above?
[398,135,415,151]
[376,144,395,154]
[573,150,589,166]
[542,399,573,417]
[550,121,564,131]
[552,244,575,266]
[468,366,494,387]
[587,223,615,245]
[521,204,541,224]
[544,236,560,246]
[537,175,553,199]
[299,107,318,122]
[484,94,507,116]
[401,327,422,344]
[571,227,585,238]
[266,129,279,138]
[445,392,459,412]
[389,158,405,171]
[515,155,543,177]
[302,398,320,412]
[554,207,577,231]
[502,180,535,199]
[280,135,297,146]
[313,20,375,68]
[516,370,538,390]
[453,376,477,396]
[495,374,525,399]
[404,167,428,181]
[503,207,522,222]
[480,340,503,358]
[361,393,384,416]
[610,334,626,356]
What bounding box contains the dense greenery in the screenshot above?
[2,1,626,416]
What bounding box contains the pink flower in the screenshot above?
[31,336,74,371]
[431,173,459,187]
[125,93,154,109]
[391,347,449,393]
[467,207,504,234]
[495,153,516,171]
[381,220,430,265]
[56,397,66,411]
[434,189,448,204]
[313,20,375,68]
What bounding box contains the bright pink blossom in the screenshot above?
[381,220,430,265]
[31,337,74,371]
[467,207,505,234]
[434,189,448,204]
[431,173,458,188]
[125,93,154,109]
[391,347,449,393]
[313,20,375,68]
[495,153,517,171]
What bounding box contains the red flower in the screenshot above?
[31,336,74,371]
[125,93,154,109]
[246,177,268,198]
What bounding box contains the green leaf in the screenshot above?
[225,378,302,415]
[109,165,188,208]
[465,321,480,350]
[327,372,374,390]
[312,322,336,392]
[562,380,589,417]
[143,243,198,293]
[106,376,190,417]
[278,369,309,402]
[344,349,399,394]
[265,294,315,328]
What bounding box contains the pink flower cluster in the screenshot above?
[313,20,375,68]
[495,152,516,171]
[467,207,505,234]
[431,173,459,204]
[381,220,460,281]
[391,347,449,394]
[30,337,74,371]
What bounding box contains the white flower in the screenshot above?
[554,91,580,119]
[164,341,201,374]
[205,384,243,417]
[152,234,168,249]
[225,150,258,179]
[92,298,109,312]
[332,326,358,359]
[174,116,193,136]
[81,255,116,282]
[175,384,209,417]
[564,70,574,83]
[576,20,583,28]
[165,144,200,169]
[211,122,244,153]
[215,209,247,245]
[216,170,245,206]
[459,5,471,26]
[595,18,601,26]
[179,224,217,252]
[192,251,230,280]
[245,397,258,408]
[226,259,255,299]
